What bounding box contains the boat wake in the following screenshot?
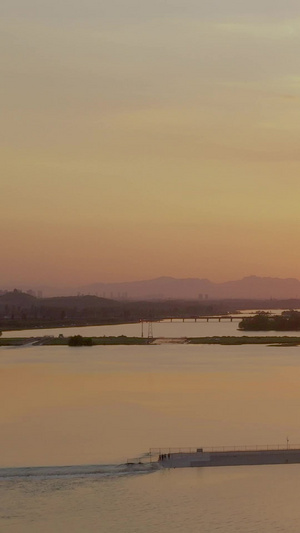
[0,460,159,481]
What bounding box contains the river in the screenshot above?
[1,334,300,531]
[3,313,300,339]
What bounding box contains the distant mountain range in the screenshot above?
[2,276,300,300]
[79,276,300,301]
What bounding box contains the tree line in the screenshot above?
[239,311,300,331]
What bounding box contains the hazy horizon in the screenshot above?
[2,0,300,285]
[3,272,300,288]
[3,274,300,301]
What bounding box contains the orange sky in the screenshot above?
[1,1,300,287]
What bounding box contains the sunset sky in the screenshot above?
[2,0,300,288]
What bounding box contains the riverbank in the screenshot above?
[0,336,149,346]
[1,335,300,347]
[188,336,300,345]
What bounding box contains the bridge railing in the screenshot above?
[150,444,300,457]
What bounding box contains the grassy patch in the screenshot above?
[188,336,300,345]
[2,335,300,347]
[40,336,149,346]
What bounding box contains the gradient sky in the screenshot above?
[2,0,300,287]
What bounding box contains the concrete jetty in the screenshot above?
[151,445,300,468]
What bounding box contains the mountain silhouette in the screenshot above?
[81,275,300,300]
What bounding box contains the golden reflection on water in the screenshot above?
[1,345,300,467]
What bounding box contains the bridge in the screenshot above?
[160,316,249,323]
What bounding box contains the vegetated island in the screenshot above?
[1,334,300,347]
[188,336,300,346]
[66,335,148,346]
[0,335,150,346]
[239,310,300,331]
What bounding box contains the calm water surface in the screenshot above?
[1,342,300,531]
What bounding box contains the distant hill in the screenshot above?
[0,289,37,307]
[0,292,117,310]
[80,276,300,300]
[2,276,300,301]
[0,292,124,329]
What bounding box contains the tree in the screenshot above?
[68,335,93,346]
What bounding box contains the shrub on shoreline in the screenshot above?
[68,335,93,346]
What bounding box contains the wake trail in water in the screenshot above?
[0,460,160,481]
